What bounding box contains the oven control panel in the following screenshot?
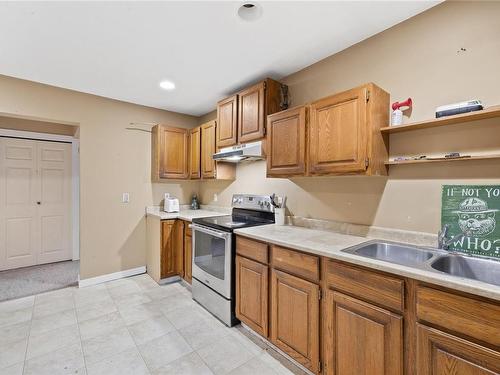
[231,194,274,212]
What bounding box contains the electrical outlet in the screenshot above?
[213,193,218,202]
[122,193,130,203]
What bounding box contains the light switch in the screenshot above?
[122,193,130,203]
[213,193,218,202]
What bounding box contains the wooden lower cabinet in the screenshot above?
[417,324,500,375]
[324,290,403,375]
[160,220,184,279]
[183,223,192,284]
[271,269,320,373]
[235,255,268,337]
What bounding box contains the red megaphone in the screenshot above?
[392,98,412,111]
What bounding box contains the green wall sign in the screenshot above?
[442,185,500,259]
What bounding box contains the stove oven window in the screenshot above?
[193,230,226,280]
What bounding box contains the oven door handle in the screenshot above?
[191,224,231,239]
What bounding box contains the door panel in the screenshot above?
[37,141,72,265]
[309,87,368,175]
[417,324,500,375]
[236,256,268,337]
[217,96,238,148]
[270,269,319,373]
[0,138,72,270]
[238,82,265,143]
[201,121,216,179]
[159,126,189,179]
[324,290,403,375]
[189,127,201,179]
[0,138,38,270]
[267,106,307,177]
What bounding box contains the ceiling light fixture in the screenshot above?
[159,80,175,91]
[237,2,263,22]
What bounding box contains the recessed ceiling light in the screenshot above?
[237,2,263,22]
[159,80,175,91]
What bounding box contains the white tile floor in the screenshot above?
[0,274,302,375]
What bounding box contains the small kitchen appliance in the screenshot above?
[163,193,179,213]
[191,194,275,326]
[435,100,483,118]
[391,98,412,126]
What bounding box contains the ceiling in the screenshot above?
[0,1,440,116]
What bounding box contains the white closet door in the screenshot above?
[0,138,72,271]
[36,141,72,265]
[0,138,39,270]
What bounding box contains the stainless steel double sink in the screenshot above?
[342,241,500,287]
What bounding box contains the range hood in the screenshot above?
[212,141,264,163]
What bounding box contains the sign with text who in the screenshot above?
[441,185,500,259]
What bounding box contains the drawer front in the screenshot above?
[236,236,269,264]
[326,260,404,312]
[417,286,500,347]
[271,246,320,282]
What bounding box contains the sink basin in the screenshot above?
[343,242,436,267]
[431,255,500,287]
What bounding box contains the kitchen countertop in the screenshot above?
[146,206,227,222]
[234,224,500,302]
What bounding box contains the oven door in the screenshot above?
[191,224,232,299]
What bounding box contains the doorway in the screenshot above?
[0,127,79,301]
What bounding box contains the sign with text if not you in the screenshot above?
[442,185,500,259]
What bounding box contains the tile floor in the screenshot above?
[0,273,303,375]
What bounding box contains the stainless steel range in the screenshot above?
[191,194,275,326]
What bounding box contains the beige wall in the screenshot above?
[199,1,500,234]
[0,74,199,279]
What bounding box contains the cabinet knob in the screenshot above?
[36,201,41,205]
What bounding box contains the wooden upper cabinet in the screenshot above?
[308,83,389,176]
[216,78,287,149]
[271,269,320,373]
[201,120,216,178]
[216,95,238,148]
[324,290,403,375]
[189,126,201,179]
[152,125,189,180]
[238,78,285,144]
[236,255,269,338]
[267,106,307,177]
[238,81,266,143]
[417,324,500,375]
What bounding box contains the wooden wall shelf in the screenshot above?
[380,105,500,134]
[385,154,500,166]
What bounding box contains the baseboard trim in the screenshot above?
[78,266,146,288]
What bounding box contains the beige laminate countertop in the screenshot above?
[146,206,227,222]
[234,224,500,302]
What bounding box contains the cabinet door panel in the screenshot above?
[271,269,319,373]
[267,106,307,177]
[238,82,265,143]
[217,96,238,148]
[417,324,500,375]
[159,126,189,179]
[184,225,192,284]
[236,256,268,337]
[161,220,184,279]
[324,290,403,375]
[189,127,201,179]
[309,87,368,175]
[201,121,216,179]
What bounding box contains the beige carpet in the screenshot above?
[0,260,79,302]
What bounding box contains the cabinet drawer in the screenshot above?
[236,236,269,264]
[326,260,404,312]
[416,286,500,347]
[271,246,319,282]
